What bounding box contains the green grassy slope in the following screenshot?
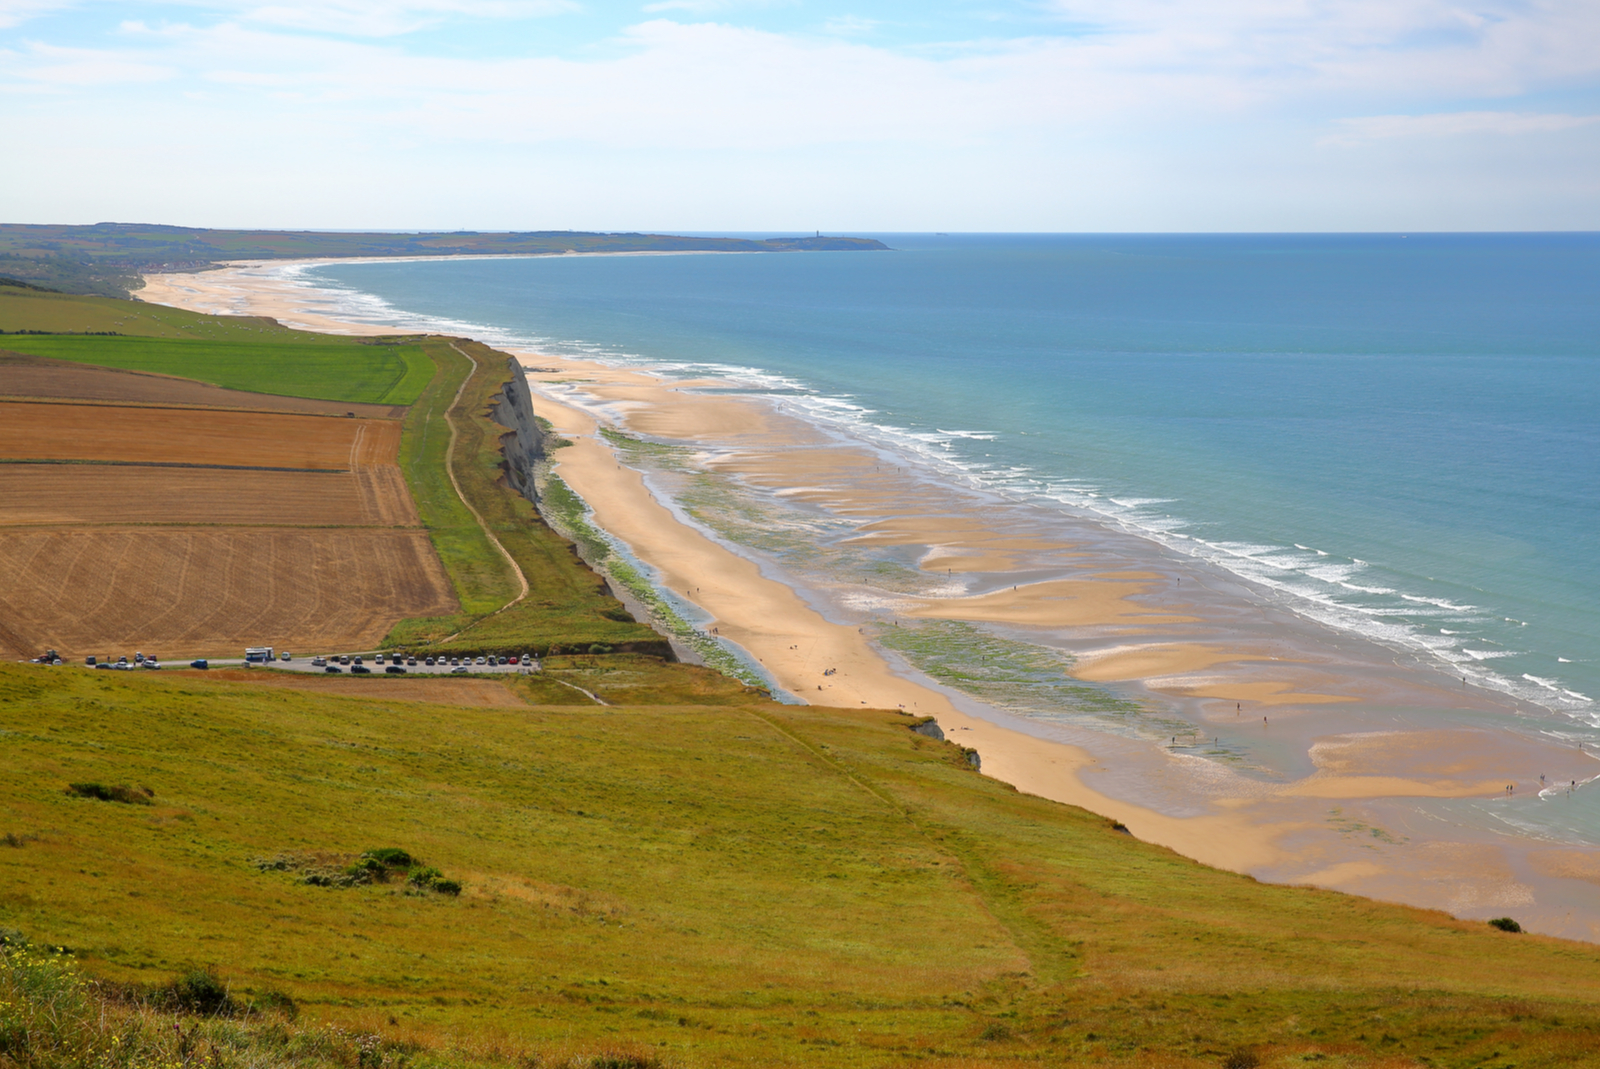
[0,287,431,405]
[386,338,664,655]
[4,662,1600,1069]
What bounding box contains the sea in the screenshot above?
[292,233,1600,848]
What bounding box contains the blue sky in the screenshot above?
[2,0,1597,230]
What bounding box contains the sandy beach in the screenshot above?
[140,261,1600,940]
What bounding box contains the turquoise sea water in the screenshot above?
[305,233,1600,725]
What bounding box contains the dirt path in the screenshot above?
[441,342,528,634]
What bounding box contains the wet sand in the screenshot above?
[142,261,1600,941]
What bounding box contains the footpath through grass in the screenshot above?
[386,338,663,656]
[5,661,1600,1069]
[0,287,432,405]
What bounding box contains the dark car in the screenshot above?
[190,659,209,670]
[325,665,343,673]
[385,665,406,674]
[351,664,372,674]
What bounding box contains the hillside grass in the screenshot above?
[4,661,1600,1069]
[385,338,664,656]
[0,288,432,405]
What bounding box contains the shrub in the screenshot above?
[978,1022,1013,1042]
[249,988,299,1020]
[1489,917,1523,933]
[64,782,152,805]
[167,969,237,1016]
[583,1055,662,1069]
[1224,1048,1261,1069]
[408,866,463,896]
[362,847,413,868]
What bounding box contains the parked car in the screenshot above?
[190,659,209,670]
[280,652,292,662]
[406,658,417,666]
[312,657,327,667]
[95,662,113,670]
[325,665,342,673]
[351,664,372,675]
[385,665,406,674]
[339,655,350,665]
[451,665,469,674]
[85,656,97,666]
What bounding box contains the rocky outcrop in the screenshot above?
[490,357,545,504]
[909,718,945,740]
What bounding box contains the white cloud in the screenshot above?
[641,0,787,14]
[6,41,176,85]
[3,0,1599,228]
[822,15,879,36]
[1325,111,1600,145]
[0,0,76,30]
[1036,0,1600,102]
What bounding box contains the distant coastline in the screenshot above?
[0,222,888,299]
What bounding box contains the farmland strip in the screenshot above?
[0,458,348,474]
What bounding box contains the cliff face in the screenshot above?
[490,357,544,504]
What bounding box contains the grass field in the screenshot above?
[0,350,404,417]
[5,660,1600,1069]
[386,338,666,656]
[0,288,432,405]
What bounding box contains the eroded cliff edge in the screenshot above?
[490,356,544,504]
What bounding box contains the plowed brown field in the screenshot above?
[0,527,457,660]
[0,351,403,418]
[0,402,400,470]
[0,354,458,662]
[0,465,419,527]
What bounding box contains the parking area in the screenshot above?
[270,652,539,677]
[25,649,539,676]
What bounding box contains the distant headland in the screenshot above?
[0,223,890,298]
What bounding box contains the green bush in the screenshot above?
[249,988,299,1021]
[361,847,413,868]
[64,782,152,805]
[1489,916,1523,933]
[408,866,443,888]
[407,866,463,896]
[167,968,237,1016]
